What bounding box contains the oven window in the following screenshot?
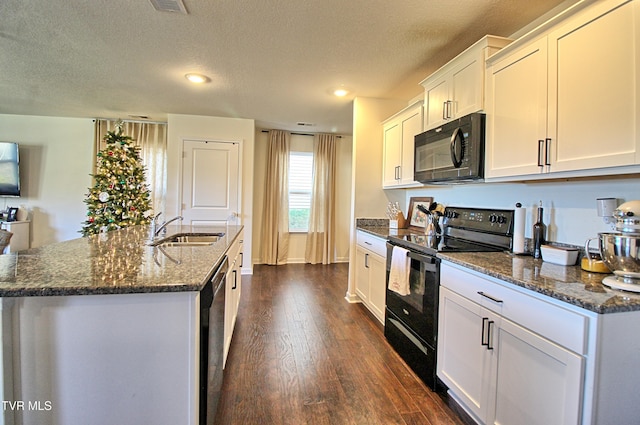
[386,252,439,345]
[403,256,427,312]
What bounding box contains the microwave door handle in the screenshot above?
[450,127,464,168]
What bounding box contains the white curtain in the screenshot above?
[94,120,167,215]
[305,133,337,264]
[261,130,290,265]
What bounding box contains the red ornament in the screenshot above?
[108,151,113,156]
[88,217,95,223]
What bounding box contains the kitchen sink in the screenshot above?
[149,232,225,247]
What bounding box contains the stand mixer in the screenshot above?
[599,200,640,292]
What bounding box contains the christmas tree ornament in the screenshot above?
[99,192,109,203]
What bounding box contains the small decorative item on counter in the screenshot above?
[407,197,434,229]
[532,201,546,259]
[540,245,579,266]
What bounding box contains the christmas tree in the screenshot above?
[81,124,153,236]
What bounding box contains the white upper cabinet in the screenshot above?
[382,101,424,188]
[485,38,549,177]
[421,36,512,131]
[486,0,640,180]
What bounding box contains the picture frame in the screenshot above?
[407,197,434,229]
[6,207,18,222]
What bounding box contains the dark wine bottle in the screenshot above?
[532,201,546,259]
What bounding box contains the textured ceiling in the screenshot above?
[0,0,574,134]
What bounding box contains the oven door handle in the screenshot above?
[406,251,439,272]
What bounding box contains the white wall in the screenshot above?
[166,114,255,274]
[346,97,410,300]
[400,177,640,247]
[252,131,352,264]
[0,114,94,247]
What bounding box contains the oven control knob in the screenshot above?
[498,216,507,224]
[489,214,498,223]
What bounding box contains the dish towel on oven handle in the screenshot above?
[388,246,410,296]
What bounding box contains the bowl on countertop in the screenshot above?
[599,232,640,277]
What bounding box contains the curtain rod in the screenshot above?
[93,118,168,125]
[260,129,343,138]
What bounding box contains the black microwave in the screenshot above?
[414,112,485,184]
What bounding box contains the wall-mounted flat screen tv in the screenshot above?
[0,142,20,197]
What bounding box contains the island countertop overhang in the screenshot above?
[0,224,243,297]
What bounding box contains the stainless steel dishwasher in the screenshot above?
[200,256,228,425]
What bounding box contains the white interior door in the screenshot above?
[181,140,240,226]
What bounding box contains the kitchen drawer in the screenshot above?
[441,262,588,355]
[356,230,387,257]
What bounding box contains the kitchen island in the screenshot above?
[0,224,243,425]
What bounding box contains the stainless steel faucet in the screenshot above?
[154,215,184,237]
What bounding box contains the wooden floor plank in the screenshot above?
[215,263,463,425]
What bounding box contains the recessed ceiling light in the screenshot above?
[333,88,350,97]
[185,73,210,84]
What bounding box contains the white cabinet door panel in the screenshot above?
[548,0,638,172]
[486,38,548,178]
[438,287,492,422]
[491,318,584,425]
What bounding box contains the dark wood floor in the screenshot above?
[215,263,464,425]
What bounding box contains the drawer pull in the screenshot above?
[478,291,503,304]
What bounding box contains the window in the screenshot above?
[288,152,313,232]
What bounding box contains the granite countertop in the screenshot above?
[357,223,640,314]
[0,224,243,297]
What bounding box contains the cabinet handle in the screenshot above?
[487,320,495,350]
[477,291,503,304]
[545,138,552,166]
[232,270,237,290]
[365,253,369,268]
[447,100,453,119]
[239,252,244,268]
[481,317,489,347]
[537,139,545,167]
[364,241,372,246]
[443,101,448,120]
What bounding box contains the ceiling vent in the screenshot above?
[149,0,188,14]
[296,122,315,127]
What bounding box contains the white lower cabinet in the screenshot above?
[354,230,386,323]
[438,262,585,425]
[224,230,243,366]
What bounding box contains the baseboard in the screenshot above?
[443,390,479,425]
[345,292,361,303]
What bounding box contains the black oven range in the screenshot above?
[384,206,514,391]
